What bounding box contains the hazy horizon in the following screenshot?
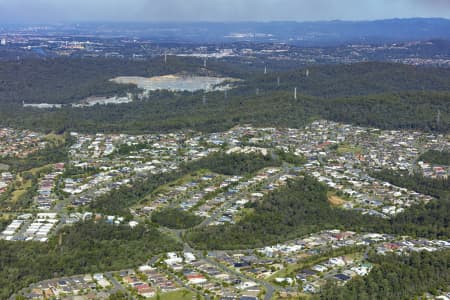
[1,17,450,26]
[0,0,449,23]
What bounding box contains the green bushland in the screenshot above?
[151,208,204,229]
[0,60,448,134]
[319,250,450,300]
[187,174,450,250]
[419,150,450,165]
[0,221,182,299]
[90,152,283,216]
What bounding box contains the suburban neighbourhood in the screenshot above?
[14,229,450,299]
[0,120,448,299]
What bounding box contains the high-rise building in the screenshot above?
[0,38,6,46]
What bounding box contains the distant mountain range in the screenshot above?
[2,18,449,45]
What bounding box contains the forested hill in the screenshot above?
[245,62,450,97]
[0,56,219,104]
[0,57,448,134]
[1,58,450,104]
[0,88,447,134]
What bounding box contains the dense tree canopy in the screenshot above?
[0,57,449,300]
[419,150,450,165]
[182,152,283,176]
[91,152,282,215]
[0,133,74,172]
[187,174,450,250]
[319,250,450,300]
[186,176,386,249]
[0,57,222,104]
[371,169,450,200]
[0,59,448,134]
[151,208,204,229]
[0,221,181,299]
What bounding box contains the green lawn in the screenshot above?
[138,169,218,208]
[336,143,363,155]
[151,289,200,300]
[10,164,52,205]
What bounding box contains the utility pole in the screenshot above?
[437,109,441,129]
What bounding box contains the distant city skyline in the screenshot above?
[0,0,449,23]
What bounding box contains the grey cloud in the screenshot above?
[0,0,448,23]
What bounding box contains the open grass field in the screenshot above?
[150,289,199,300]
[9,164,52,206]
[44,133,66,145]
[138,169,218,208]
[336,143,363,155]
[328,194,346,206]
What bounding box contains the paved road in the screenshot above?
[148,253,163,266]
[158,266,211,300]
[202,253,277,300]
[11,164,298,299]
[198,166,293,227]
[153,166,297,300]
[105,272,128,294]
[158,221,274,300]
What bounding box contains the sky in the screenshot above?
[0,0,449,23]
